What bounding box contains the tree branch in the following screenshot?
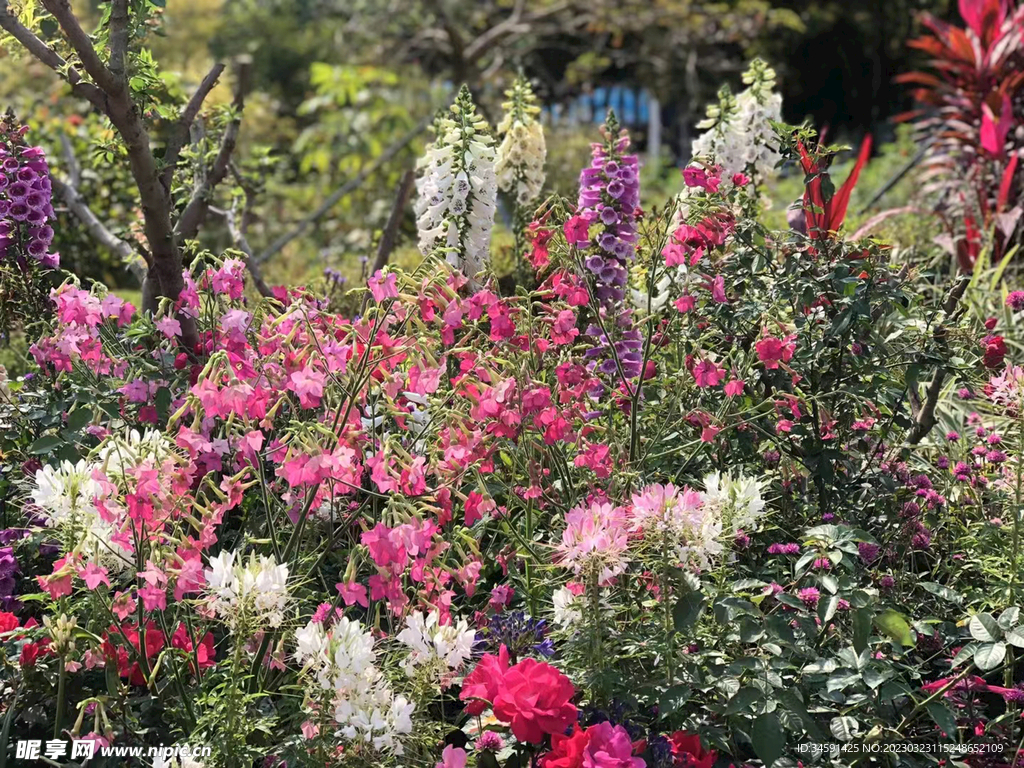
[173,58,250,243]
[40,0,120,94]
[161,62,226,190]
[107,0,129,85]
[253,115,430,266]
[370,169,415,276]
[0,0,105,109]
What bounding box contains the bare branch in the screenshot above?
[40,0,120,93]
[59,134,81,187]
[173,58,250,243]
[0,0,105,109]
[254,115,430,266]
[161,62,227,190]
[370,169,415,276]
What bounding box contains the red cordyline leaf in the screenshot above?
[997,152,1020,210]
[960,0,1009,46]
[798,135,873,242]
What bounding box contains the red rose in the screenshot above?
[540,725,590,768]
[668,731,716,768]
[460,644,509,716]
[493,658,577,744]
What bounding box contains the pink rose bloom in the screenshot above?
[493,658,578,744]
[583,722,645,768]
[460,645,510,715]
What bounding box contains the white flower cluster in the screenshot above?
[690,58,783,183]
[702,470,767,534]
[294,616,415,754]
[415,85,497,280]
[495,74,546,207]
[97,428,177,480]
[630,484,724,571]
[31,459,134,572]
[204,550,290,629]
[395,609,475,680]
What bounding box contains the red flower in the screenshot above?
[459,644,510,716]
[171,623,216,674]
[492,658,578,744]
[540,725,590,768]
[0,611,19,634]
[668,732,716,768]
[982,334,1007,369]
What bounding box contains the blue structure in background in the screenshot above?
[543,86,651,128]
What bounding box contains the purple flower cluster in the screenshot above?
[577,113,643,378]
[0,529,25,611]
[0,116,58,269]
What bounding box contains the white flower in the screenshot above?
[31,459,134,572]
[204,550,290,629]
[495,75,546,207]
[293,616,414,755]
[415,86,497,280]
[702,471,767,534]
[396,609,475,678]
[552,586,582,627]
[96,428,177,480]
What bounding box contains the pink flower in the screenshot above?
[724,379,744,397]
[551,309,580,345]
[138,584,167,611]
[692,358,724,388]
[700,425,721,442]
[155,316,182,339]
[78,563,110,590]
[460,644,510,715]
[732,172,751,187]
[564,215,591,246]
[287,367,326,408]
[435,746,468,768]
[673,294,695,313]
[557,501,631,584]
[755,335,796,369]
[583,722,645,768]
[368,270,399,302]
[492,658,577,744]
[710,275,727,303]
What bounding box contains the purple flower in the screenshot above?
[798,587,820,608]
[858,542,880,563]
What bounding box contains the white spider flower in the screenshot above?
[204,550,290,629]
[396,609,475,679]
[293,616,415,755]
[702,471,767,534]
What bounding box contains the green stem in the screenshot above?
[54,659,66,740]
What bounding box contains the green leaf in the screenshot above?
[673,591,705,632]
[874,609,915,647]
[777,689,826,741]
[920,581,963,604]
[478,753,501,768]
[950,642,979,668]
[750,712,785,766]
[29,435,63,455]
[66,408,92,433]
[974,641,1006,671]
[998,607,1021,631]
[926,702,958,739]
[969,613,1001,643]
[659,685,691,717]
[724,686,761,714]
[1005,627,1024,648]
[818,595,839,624]
[829,716,859,742]
[853,607,872,654]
